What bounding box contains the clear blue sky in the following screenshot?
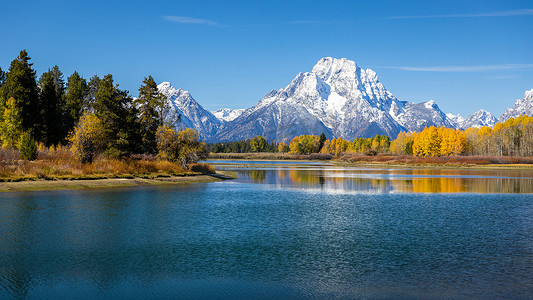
[1,0,532,117]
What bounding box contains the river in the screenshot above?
[0,161,532,299]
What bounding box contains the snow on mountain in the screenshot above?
[214,57,453,142]
[447,109,497,130]
[157,82,221,140]
[499,89,533,122]
[446,113,466,128]
[212,108,245,122]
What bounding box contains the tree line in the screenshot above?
[209,115,533,158]
[0,50,206,167]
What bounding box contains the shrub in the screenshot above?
[156,126,208,168]
[189,163,216,174]
[19,132,38,161]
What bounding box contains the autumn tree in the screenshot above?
[70,113,106,163]
[250,135,267,152]
[156,126,208,168]
[278,142,289,153]
[0,97,23,148]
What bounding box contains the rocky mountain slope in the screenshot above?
[447,109,498,130]
[214,57,453,142]
[157,59,529,143]
[212,108,245,122]
[157,82,221,140]
[499,89,533,122]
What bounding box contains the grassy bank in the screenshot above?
[0,173,236,192]
[338,153,533,168]
[208,152,333,160]
[209,152,533,168]
[0,147,231,192]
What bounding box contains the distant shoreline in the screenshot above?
[208,153,533,169]
[0,172,236,193]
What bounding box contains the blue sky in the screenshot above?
[1,0,532,117]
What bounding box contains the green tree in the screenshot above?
[0,67,5,88]
[19,131,38,160]
[250,135,266,152]
[93,74,140,157]
[318,132,326,152]
[65,71,87,130]
[0,97,23,148]
[38,66,67,146]
[135,75,169,154]
[1,50,40,136]
[83,75,101,112]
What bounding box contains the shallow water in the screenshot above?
[0,161,532,299]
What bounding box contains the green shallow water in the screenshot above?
[0,162,532,299]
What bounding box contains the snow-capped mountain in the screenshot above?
[214,57,453,142]
[157,82,221,140]
[447,109,497,130]
[212,108,245,122]
[499,89,533,122]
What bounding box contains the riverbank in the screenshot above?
[0,171,236,192]
[208,152,533,169]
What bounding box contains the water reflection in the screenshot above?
[213,161,533,194]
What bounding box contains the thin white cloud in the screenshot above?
[378,64,533,72]
[387,9,533,19]
[163,15,220,26]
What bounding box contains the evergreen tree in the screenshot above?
[83,75,101,112]
[318,132,326,152]
[93,74,140,157]
[0,67,5,88]
[19,131,38,160]
[135,75,168,154]
[1,50,40,136]
[38,66,67,146]
[65,71,87,130]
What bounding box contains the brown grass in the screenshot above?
[209,152,333,160]
[0,146,195,182]
[339,153,533,166]
[188,162,216,174]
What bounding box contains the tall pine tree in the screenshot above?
[93,74,140,157]
[1,50,40,138]
[135,75,168,154]
[65,71,87,131]
[83,75,100,113]
[38,66,67,146]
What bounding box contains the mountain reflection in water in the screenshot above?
[211,161,533,194]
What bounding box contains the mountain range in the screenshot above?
[157,57,531,142]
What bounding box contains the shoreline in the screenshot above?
[208,156,533,170]
[0,172,236,193]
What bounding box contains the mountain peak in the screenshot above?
[312,57,357,82]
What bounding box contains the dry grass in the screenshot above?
[0,146,193,182]
[189,162,216,174]
[209,152,333,160]
[339,153,533,166]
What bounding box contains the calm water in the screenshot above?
[1,161,532,299]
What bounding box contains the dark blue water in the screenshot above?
[1,163,532,299]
